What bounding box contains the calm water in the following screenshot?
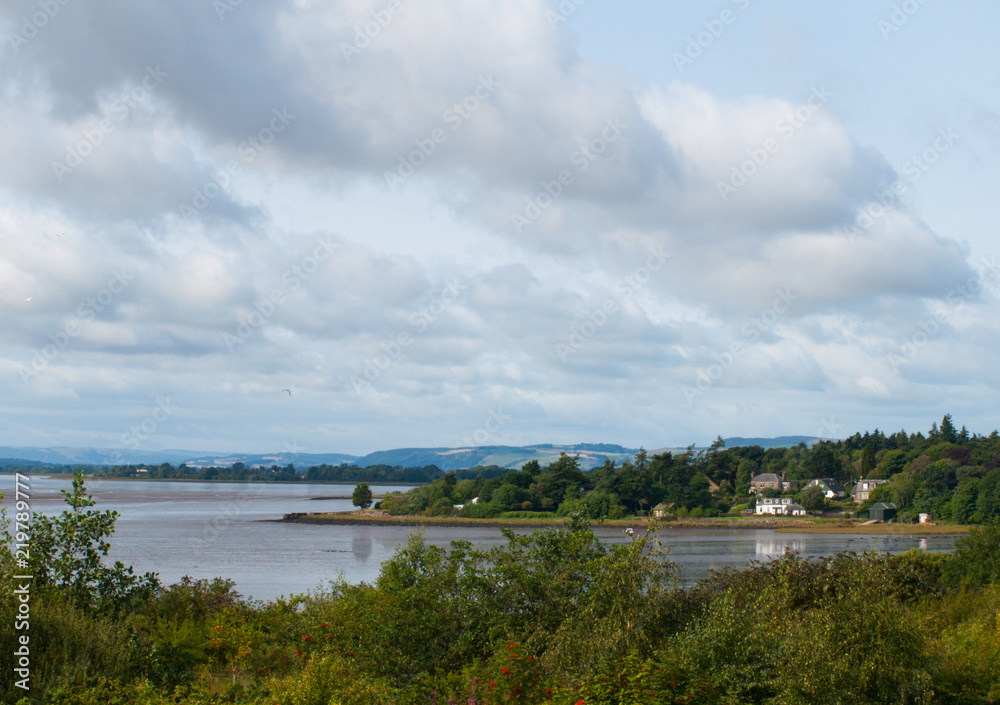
[3,475,957,601]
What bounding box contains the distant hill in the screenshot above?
[0,446,218,466]
[179,452,360,468]
[0,437,827,472]
[0,446,359,468]
[355,444,640,471]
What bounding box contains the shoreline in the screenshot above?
[33,473,422,488]
[278,511,973,534]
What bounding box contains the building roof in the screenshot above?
[808,478,846,493]
[752,473,781,483]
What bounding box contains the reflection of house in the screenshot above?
[868,502,897,522]
[750,473,782,493]
[756,538,808,558]
[755,498,807,516]
[851,478,887,503]
[804,478,846,498]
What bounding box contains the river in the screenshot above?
[2,475,957,601]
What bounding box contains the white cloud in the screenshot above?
[0,0,996,452]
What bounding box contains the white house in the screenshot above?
[755,497,807,516]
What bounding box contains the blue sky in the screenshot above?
[0,0,998,458]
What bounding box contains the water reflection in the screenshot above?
[755,537,808,558]
[352,531,373,563]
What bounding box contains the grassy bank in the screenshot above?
[284,510,825,530]
[282,510,976,534]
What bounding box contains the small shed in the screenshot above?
[868,501,897,522]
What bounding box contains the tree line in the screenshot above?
[376,414,1000,524]
[1,461,510,485]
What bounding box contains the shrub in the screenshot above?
[947,520,1000,586]
[17,472,159,611]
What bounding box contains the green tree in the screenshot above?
[800,485,827,513]
[876,449,907,479]
[951,479,980,524]
[735,459,757,497]
[940,413,958,443]
[23,472,159,610]
[352,482,373,510]
[860,445,876,477]
[975,467,1000,522]
[807,441,843,481]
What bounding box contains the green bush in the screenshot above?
[922,584,1000,704]
[0,591,146,703]
[948,520,1000,586]
[461,501,501,518]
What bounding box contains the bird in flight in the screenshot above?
[282,389,292,395]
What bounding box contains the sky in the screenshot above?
[1,0,998,458]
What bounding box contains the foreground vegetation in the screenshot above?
[3,474,1000,704]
